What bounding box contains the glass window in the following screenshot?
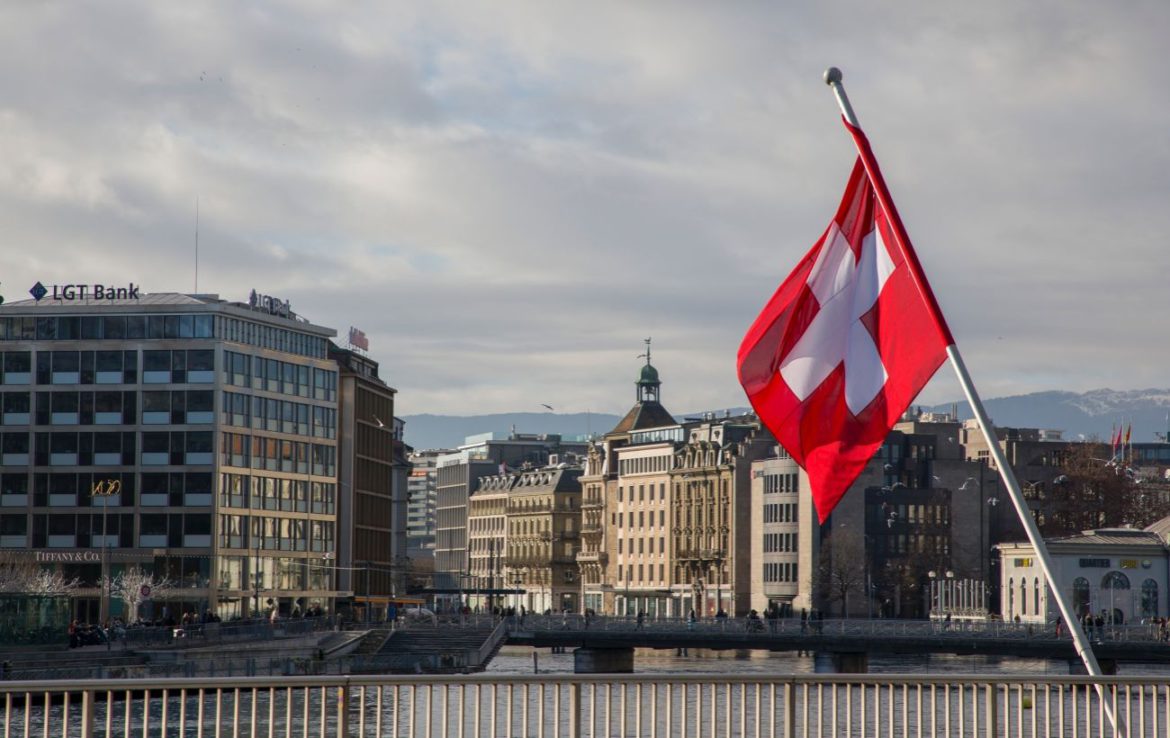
[102,317,126,340]
[193,315,213,338]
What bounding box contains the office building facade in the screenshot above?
[0,290,341,621]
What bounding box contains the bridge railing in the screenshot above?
[510,614,1170,643]
[0,672,1157,738]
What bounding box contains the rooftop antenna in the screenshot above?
[194,196,200,293]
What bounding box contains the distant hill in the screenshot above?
[401,412,621,451]
[400,406,754,451]
[402,390,1170,451]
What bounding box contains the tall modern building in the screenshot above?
[406,449,446,553]
[0,289,343,621]
[332,346,409,620]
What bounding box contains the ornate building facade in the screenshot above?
[505,466,583,613]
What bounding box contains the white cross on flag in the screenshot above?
[738,121,953,522]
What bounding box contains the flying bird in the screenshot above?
[541,404,554,412]
[371,414,385,428]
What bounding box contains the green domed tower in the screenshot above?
[637,338,661,403]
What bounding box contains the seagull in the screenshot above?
[371,414,385,428]
[541,404,554,412]
[958,477,976,491]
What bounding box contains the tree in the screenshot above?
[104,568,174,622]
[0,553,80,595]
[1035,442,1170,536]
[817,532,867,616]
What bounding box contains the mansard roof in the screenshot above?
[609,401,676,435]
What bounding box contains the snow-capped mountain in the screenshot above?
[929,388,1170,443]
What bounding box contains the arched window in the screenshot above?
[1101,571,1131,591]
[1020,578,1027,616]
[1033,577,1041,617]
[1008,577,1015,617]
[1142,579,1159,618]
[1072,577,1091,617]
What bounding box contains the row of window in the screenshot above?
[617,482,666,503]
[0,430,212,466]
[763,472,800,494]
[618,455,671,476]
[763,532,798,553]
[222,392,337,438]
[220,316,328,360]
[218,555,334,591]
[0,471,210,505]
[0,511,211,548]
[616,563,666,584]
[612,509,667,528]
[617,536,666,555]
[0,314,215,342]
[217,514,335,553]
[763,503,798,523]
[763,562,799,583]
[223,351,336,400]
[219,473,337,515]
[0,390,217,426]
[220,433,337,476]
[0,350,216,386]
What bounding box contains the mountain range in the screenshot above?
[401,388,1170,451]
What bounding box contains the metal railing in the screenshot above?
[0,672,1161,738]
[510,614,1170,643]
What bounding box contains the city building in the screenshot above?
[466,471,509,611]
[0,289,341,621]
[813,412,997,618]
[749,450,814,616]
[331,346,409,621]
[576,442,609,615]
[591,343,679,616]
[433,431,586,609]
[505,464,583,614]
[577,342,775,618]
[670,414,774,617]
[406,449,446,554]
[997,529,1168,625]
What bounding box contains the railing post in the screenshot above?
[79,689,96,738]
[984,684,998,738]
[783,681,796,738]
[338,682,351,737]
[569,681,582,738]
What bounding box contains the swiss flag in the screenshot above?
[738,121,952,522]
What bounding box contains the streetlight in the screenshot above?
[91,478,120,628]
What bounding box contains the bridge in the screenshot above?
[504,615,1170,673]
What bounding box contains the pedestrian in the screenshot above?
[800,608,808,635]
[636,611,645,629]
[1055,616,1063,638]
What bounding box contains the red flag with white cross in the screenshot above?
[738,120,952,522]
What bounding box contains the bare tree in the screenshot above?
[1034,443,1170,536]
[0,553,80,595]
[104,567,174,621]
[817,533,867,617]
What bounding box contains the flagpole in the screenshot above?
[823,66,1118,696]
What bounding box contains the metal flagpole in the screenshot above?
[822,67,1121,729]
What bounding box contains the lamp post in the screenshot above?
[91,479,120,628]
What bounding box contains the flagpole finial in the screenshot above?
[823,67,860,128]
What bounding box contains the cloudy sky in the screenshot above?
[2,2,1168,417]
